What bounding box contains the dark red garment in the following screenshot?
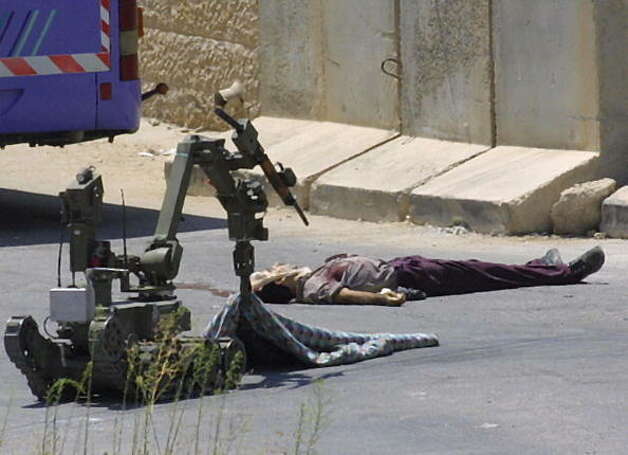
[387,255,579,297]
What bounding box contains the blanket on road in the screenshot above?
[203,294,439,367]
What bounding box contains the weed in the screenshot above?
[291,380,331,455]
[0,393,12,451]
[224,351,245,392]
[23,311,327,455]
[41,378,83,455]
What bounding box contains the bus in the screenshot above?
[0,0,144,148]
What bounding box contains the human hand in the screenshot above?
[379,289,406,306]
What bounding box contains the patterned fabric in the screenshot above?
[204,294,438,367]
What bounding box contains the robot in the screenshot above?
[4,82,308,400]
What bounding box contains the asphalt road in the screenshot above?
[1,193,626,454]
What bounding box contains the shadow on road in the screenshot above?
[18,369,342,411]
[241,370,344,391]
[0,189,227,247]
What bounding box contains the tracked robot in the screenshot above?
[4,82,308,400]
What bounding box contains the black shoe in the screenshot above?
[397,287,427,301]
[568,246,605,280]
[539,248,564,266]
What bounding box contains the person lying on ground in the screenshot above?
[251,246,605,306]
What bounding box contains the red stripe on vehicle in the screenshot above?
[97,52,111,67]
[100,82,113,100]
[119,0,138,31]
[50,55,85,73]
[0,1,112,77]
[3,58,37,76]
[120,54,138,80]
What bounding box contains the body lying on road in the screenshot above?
[252,247,606,306]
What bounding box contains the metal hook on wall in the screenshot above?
[381,57,401,80]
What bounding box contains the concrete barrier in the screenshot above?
[493,0,600,151]
[601,186,628,239]
[238,117,397,209]
[310,137,489,222]
[259,0,398,129]
[594,0,628,183]
[399,0,492,145]
[409,147,599,234]
[258,0,324,120]
[151,1,627,231]
[321,0,398,129]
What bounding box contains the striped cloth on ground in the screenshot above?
[203,294,439,367]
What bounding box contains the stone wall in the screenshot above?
[138,0,260,130]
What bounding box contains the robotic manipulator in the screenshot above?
[4,81,308,400]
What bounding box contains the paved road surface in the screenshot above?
[0,193,626,454]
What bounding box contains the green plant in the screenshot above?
[0,393,12,452]
[291,380,331,455]
[28,315,329,455]
[224,351,245,392]
[41,378,84,455]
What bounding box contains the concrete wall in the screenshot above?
[492,0,628,183]
[493,0,600,151]
[594,0,628,183]
[259,0,492,142]
[258,0,324,120]
[139,0,260,130]
[259,0,398,130]
[140,0,628,182]
[321,0,398,128]
[400,0,493,145]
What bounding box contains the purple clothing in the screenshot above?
[296,253,580,303]
[298,254,397,303]
[388,255,579,297]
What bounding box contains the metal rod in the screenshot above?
[214,108,244,133]
[121,189,128,269]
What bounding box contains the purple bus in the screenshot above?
[0,0,143,147]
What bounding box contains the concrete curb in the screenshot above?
[227,117,398,210]
[310,136,490,222]
[409,147,599,234]
[601,186,628,239]
[162,118,616,236]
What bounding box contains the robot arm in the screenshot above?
[214,80,309,226]
[61,81,307,300]
[140,81,309,295]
